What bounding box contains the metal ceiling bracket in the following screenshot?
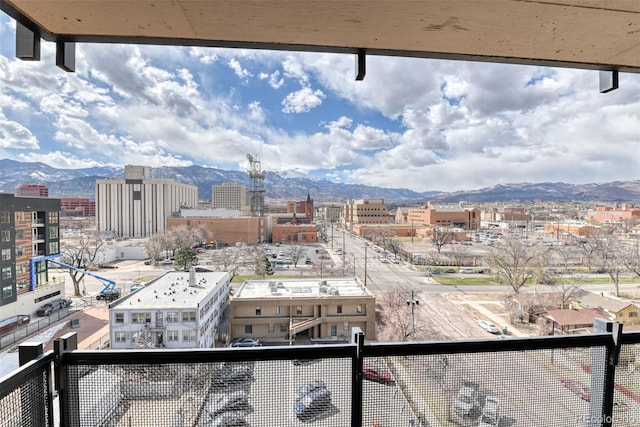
[16,21,40,61]
[56,41,76,72]
[355,50,366,81]
[599,70,618,93]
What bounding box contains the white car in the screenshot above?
[478,320,499,334]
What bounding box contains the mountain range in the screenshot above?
[1,159,639,204]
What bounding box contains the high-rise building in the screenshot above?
[0,193,63,316]
[212,182,247,210]
[16,184,49,198]
[96,165,198,238]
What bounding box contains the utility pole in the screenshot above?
[364,244,368,287]
[406,290,420,340]
[342,230,346,276]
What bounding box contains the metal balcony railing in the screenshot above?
[2,327,640,426]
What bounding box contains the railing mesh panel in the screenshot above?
[613,343,640,426]
[0,369,50,427]
[62,357,352,426]
[361,345,640,427]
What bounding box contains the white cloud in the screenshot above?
[228,58,252,81]
[0,112,39,149]
[282,87,325,113]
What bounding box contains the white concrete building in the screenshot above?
[109,269,230,349]
[96,165,198,237]
[212,182,247,210]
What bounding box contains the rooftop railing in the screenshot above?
[2,325,640,426]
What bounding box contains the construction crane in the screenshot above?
[246,153,266,217]
[34,255,120,299]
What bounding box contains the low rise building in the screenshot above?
[229,278,376,342]
[109,270,230,349]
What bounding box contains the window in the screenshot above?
[629,312,638,318]
[115,332,128,342]
[0,230,9,242]
[244,325,253,334]
[344,321,349,331]
[15,263,26,275]
[15,245,25,256]
[167,330,179,341]
[356,304,363,314]
[114,313,124,323]
[276,306,281,315]
[0,212,9,223]
[1,249,11,261]
[2,286,12,298]
[166,312,179,322]
[255,306,261,316]
[337,305,343,314]
[280,324,287,333]
[182,311,196,322]
[131,313,151,324]
[48,211,58,224]
[296,305,302,315]
[183,330,196,341]
[16,280,27,290]
[268,323,275,333]
[330,325,337,336]
[49,226,58,239]
[49,242,59,254]
[1,267,12,280]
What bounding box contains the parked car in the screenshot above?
[304,257,312,264]
[295,381,332,420]
[0,314,31,335]
[208,390,250,415]
[477,320,500,334]
[295,380,327,400]
[362,364,391,384]
[460,268,475,274]
[212,365,253,387]
[208,412,248,427]
[160,259,173,265]
[230,337,262,347]
[453,381,480,417]
[561,377,591,401]
[36,298,72,316]
[478,396,500,427]
[96,288,122,301]
[444,268,456,273]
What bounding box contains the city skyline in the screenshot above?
[1,13,639,193]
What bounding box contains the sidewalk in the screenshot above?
[42,305,110,351]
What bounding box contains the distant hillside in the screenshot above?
[1,160,638,203]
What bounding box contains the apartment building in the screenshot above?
[96,165,198,238]
[212,182,247,210]
[0,193,63,317]
[60,198,96,217]
[229,278,376,341]
[587,204,640,224]
[407,202,480,230]
[323,204,342,223]
[109,270,231,349]
[343,199,389,230]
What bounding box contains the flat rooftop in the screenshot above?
[233,278,370,299]
[113,271,229,310]
[2,1,639,73]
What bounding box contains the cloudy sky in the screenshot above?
[0,14,638,193]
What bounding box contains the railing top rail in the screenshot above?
[363,333,614,357]
[620,330,640,345]
[0,350,54,399]
[61,343,357,365]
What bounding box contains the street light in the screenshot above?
[406,290,420,340]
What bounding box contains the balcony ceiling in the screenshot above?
[2,0,640,73]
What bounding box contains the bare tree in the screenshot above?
[484,236,540,293]
[144,234,165,264]
[213,247,244,280]
[377,285,441,342]
[284,244,305,267]
[574,233,603,270]
[60,231,106,296]
[619,239,640,278]
[592,230,625,297]
[446,243,473,268]
[429,228,454,254]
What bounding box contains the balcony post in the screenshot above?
[18,342,51,426]
[351,327,364,427]
[589,319,622,427]
[55,332,79,427]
